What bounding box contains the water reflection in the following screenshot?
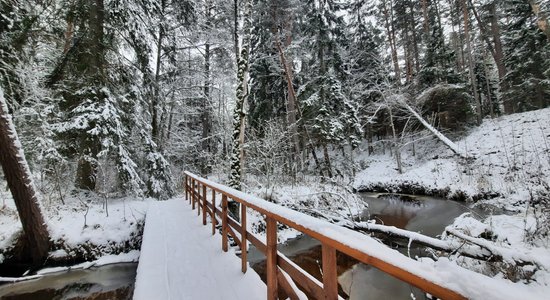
[0,263,137,300]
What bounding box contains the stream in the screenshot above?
[0,193,490,299]
[249,193,492,299]
[0,263,136,300]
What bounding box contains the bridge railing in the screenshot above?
[184,171,466,300]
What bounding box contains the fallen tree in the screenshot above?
[309,209,547,269]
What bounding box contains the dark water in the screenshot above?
[0,263,137,300]
[251,193,491,299]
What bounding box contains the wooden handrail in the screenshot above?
[184,171,467,300]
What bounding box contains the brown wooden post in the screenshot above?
[191,179,196,210]
[222,194,228,252]
[211,189,216,235]
[197,183,201,216]
[241,204,247,273]
[266,217,278,300]
[322,244,338,300]
[184,175,188,201]
[202,185,207,225]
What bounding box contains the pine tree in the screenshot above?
[418,0,461,88]
[502,0,550,112]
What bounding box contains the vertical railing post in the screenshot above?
[188,176,192,204]
[211,189,216,235]
[191,178,196,210]
[184,175,188,201]
[197,182,201,216]
[322,244,338,300]
[222,194,228,252]
[266,216,278,300]
[241,204,247,273]
[202,185,207,225]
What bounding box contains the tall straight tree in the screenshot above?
[0,89,50,265]
[460,0,482,124]
[229,0,252,190]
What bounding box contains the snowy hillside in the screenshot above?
[354,107,550,209]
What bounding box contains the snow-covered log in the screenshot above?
[313,210,547,268]
[446,228,550,270]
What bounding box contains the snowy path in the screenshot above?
[133,199,266,300]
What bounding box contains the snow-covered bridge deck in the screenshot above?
[133,199,266,300]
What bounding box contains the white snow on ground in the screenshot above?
[0,190,150,260]
[133,198,266,300]
[354,107,550,206]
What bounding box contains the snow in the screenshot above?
[37,250,140,275]
[0,190,150,261]
[133,198,266,300]
[186,172,550,299]
[354,107,550,205]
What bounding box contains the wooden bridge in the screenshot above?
[134,171,470,300]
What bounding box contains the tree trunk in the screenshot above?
[388,106,402,174]
[229,0,252,190]
[460,0,482,124]
[529,0,550,41]
[422,0,429,34]
[382,0,401,84]
[0,89,50,265]
[75,0,105,190]
[152,1,166,147]
[201,2,213,175]
[234,0,240,62]
[274,38,300,155]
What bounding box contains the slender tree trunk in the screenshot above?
[529,0,550,41]
[234,0,240,62]
[152,1,166,147]
[201,2,213,175]
[323,144,332,178]
[408,3,421,74]
[63,1,75,54]
[274,38,300,155]
[388,106,402,174]
[469,1,508,113]
[382,0,401,84]
[460,0,482,124]
[229,0,252,190]
[0,89,50,265]
[422,0,429,34]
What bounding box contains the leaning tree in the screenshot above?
[0,88,50,265]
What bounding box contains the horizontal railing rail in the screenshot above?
[184,171,466,300]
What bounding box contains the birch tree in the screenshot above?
[228,0,251,190]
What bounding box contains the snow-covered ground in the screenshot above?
[354,107,550,208]
[0,190,151,263]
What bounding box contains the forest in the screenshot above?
[0,0,549,298]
